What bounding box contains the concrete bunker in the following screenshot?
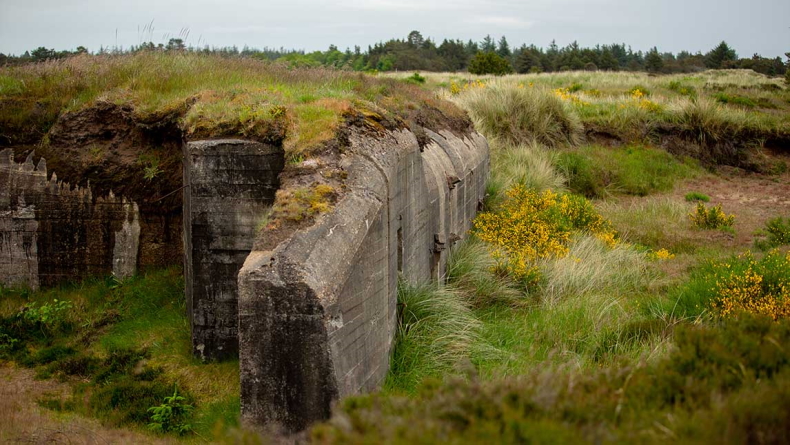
[0,98,488,433]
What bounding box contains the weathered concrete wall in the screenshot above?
[0,149,152,288]
[183,139,285,361]
[237,128,489,431]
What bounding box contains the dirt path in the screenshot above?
[0,362,175,444]
[672,166,790,248]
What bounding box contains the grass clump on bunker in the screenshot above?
[0,52,471,154]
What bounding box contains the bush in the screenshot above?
[685,191,710,202]
[755,216,790,250]
[148,387,194,435]
[689,202,735,229]
[667,250,790,320]
[467,52,513,76]
[667,80,697,97]
[457,83,583,147]
[404,72,426,84]
[387,280,482,393]
[473,185,616,283]
[712,92,757,108]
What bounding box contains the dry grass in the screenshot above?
[0,52,468,154]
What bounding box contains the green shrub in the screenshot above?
[755,216,790,250]
[555,151,600,197]
[148,387,194,435]
[567,83,583,93]
[313,315,790,443]
[467,52,513,76]
[689,202,735,229]
[386,280,482,394]
[18,299,74,335]
[667,80,697,97]
[713,92,757,108]
[404,72,426,84]
[685,191,710,202]
[90,377,178,426]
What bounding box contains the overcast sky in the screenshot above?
[1,0,788,58]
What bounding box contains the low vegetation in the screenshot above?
[313,72,790,442]
[0,269,241,440]
[0,52,468,157]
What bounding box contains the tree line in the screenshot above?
[1,31,788,79]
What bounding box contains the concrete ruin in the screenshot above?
[0,109,488,432]
[237,128,488,431]
[0,149,166,288]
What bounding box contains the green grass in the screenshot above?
[0,268,241,440]
[314,314,790,443]
[0,52,468,155]
[556,144,699,197]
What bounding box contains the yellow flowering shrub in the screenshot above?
[690,202,735,229]
[706,251,790,320]
[449,80,486,95]
[554,88,590,106]
[648,248,675,261]
[473,185,616,282]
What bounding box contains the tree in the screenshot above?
[599,48,619,71]
[468,52,513,75]
[645,47,664,72]
[786,52,790,85]
[480,35,496,53]
[705,41,737,69]
[497,36,511,58]
[166,38,186,51]
[407,31,424,48]
[30,47,55,61]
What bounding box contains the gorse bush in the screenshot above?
[689,202,735,229]
[473,185,616,284]
[455,82,583,147]
[755,216,790,250]
[668,250,790,320]
[404,72,426,84]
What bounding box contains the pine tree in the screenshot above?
[645,47,664,72]
[497,36,511,58]
[704,41,737,69]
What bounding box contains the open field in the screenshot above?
[2,58,790,442]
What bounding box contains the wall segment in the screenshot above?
[238,128,489,432]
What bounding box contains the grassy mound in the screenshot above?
[0,52,471,155]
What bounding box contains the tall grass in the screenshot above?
[485,140,566,207]
[454,81,583,147]
[385,280,483,394]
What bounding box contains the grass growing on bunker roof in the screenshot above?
[0,52,470,154]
